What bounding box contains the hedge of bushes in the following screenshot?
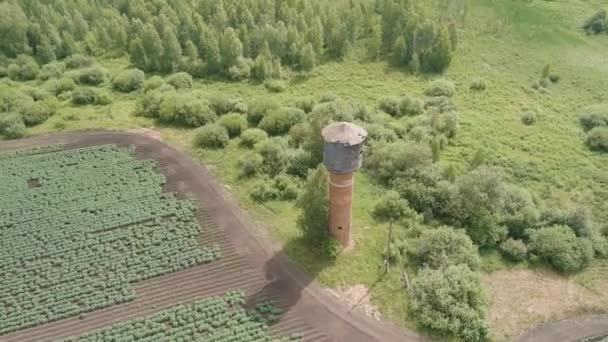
[112,69,145,92]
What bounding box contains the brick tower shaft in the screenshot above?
[328,171,355,247]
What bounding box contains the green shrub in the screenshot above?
[166,72,193,89]
[527,225,595,273]
[424,79,456,97]
[23,87,52,101]
[583,9,607,34]
[287,148,314,178]
[592,236,608,259]
[274,174,300,200]
[71,87,97,105]
[206,93,236,115]
[549,74,560,83]
[425,96,456,113]
[366,141,433,184]
[233,102,248,114]
[65,54,94,69]
[192,124,229,149]
[319,92,337,103]
[264,79,286,93]
[469,78,487,91]
[378,96,401,116]
[499,238,528,262]
[399,96,424,116]
[521,112,537,125]
[20,98,57,126]
[586,127,608,151]
[135,89,165,118]
[288,123,309,148]
[217,113,247,138]
[363,122,398,143]
[74,66,107,86]
[45,77,76,96]
[238,152,264,178]
[95,90,112,105]
[259,107,306,135]
[247,98,278,125]
[239,128,268,148]
[250,178,279,202]
[256,137,290,176]
[7,55,39,81]
[0,66,7,78]
[159,93,217,127]
[112,68,145,92]
[295,96,317,113]
[57,91,72,101]
[580,112,608,132]
[143,76,164,92]
[501,185,540,238]
[411,227,481,270]
[296,166,330,248]
[410,265,488,342]
[39,61,65,80]
[0,112,26,139]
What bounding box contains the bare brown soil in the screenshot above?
[0,131,416,342]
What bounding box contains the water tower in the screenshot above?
[322,122,367,248]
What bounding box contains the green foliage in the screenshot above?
[521,112,537,125]
[527,225,594,273]
[206,93,236,115]
[45,77,76,96]
[39,61,66,81]
[366,141,433,184]
[166,72,193,89]
[296,166,330,249]
[469,78,487,91]
[372,191,413,223]
[74,66,107,86]
[238,152,264,178]
[499,238,528,262]
[399,96,425,116]
[424,79,456,97]
[264,80,287,93]
[7,55,39,81]
[256,137,290,176]
[294,97,317,113]
[378,97,401,116]
[288,123,309,148]
[193,124,229,149]
[65,54,95,69]
[248,98,279,125]
[250,178,280,202]
[259,107,306,135]
[111,68,145,93]
[411,227,481,271]
[580,110,608,132]
[410,265,488,341]
[20,98,57,126]
[71,87,98,105]
[586,127,608,152]
[158,92,217,127]
[143,76,164,92]
[240,128,268,148]
[583,10,607,34]
[0,112,26,139]
[217,113,248,138]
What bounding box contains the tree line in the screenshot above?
[1,0,457,79]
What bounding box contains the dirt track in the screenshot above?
[0,131,418,342]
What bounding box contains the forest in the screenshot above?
[1,0,608,341]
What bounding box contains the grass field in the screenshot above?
[4,0,608,339]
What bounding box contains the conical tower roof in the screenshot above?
[321,122,367,146]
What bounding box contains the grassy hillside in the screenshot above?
[4,0,608,340]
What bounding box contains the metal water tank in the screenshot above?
[321,122,367,173]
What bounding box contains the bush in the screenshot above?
[296,166,330,247]
[166,72,193,89]
[411,227,481,270]
[410,265,488,341]
[319,92,337,103]
[287,148,314,178]
[39,61,65,80]
[45,77,76,96]
[233,102,248,114]
[424,79,456,97]
[366,141,433,184]
[378,96,401,116]
[112,68,145,92]
[258,107,306,135]
[264,79,287,93]
[527,225,595,273]
[65,54,94,69]
[74,66,107,86]
[239,128,268,148]
[217,113,247,138]
[469,78,487,91]
[363,122,398,143]
[250,178,280,202]
[135,89,165,118]
[586,127,608,151]
[521,112,537,126]
[399,96,424,116]
[0,112,26,138]
[95,90,112,105]
[71,87,97,105]
[295,96,316,113]
[192,124,229,149]
[7,55,39,81]
[583,10,607,34]
[580,111,608,132]
[274,174,300,200]
[159,93,217,127]
[20,98,57,126]
[425,96,456,113]
[248,98,278,125]
[288,123,309,147]
[238,152,264,178]
[0,66,7,78]
[23,87,52,101]
[499,238,528,262]
[206,93,236,115]
[256,137,290,176]
[143,76,164,92]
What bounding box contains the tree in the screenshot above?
[37,35,56,64]
[252,42,273,81]
[219,28,243,71]
[161,27,182,72]
[299,43,316,72]
[129,38,147,70]
[183,40,199,60]
[411,227,481,270]
[527,225,594,273]
[307,18,324,57]
[391,36,408,66]
[410,265,488,341]
[367,25,382,61]
[372,191,414,272]
[140,24,163,71]
[296,166,329,246]
[0,1,29,57]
